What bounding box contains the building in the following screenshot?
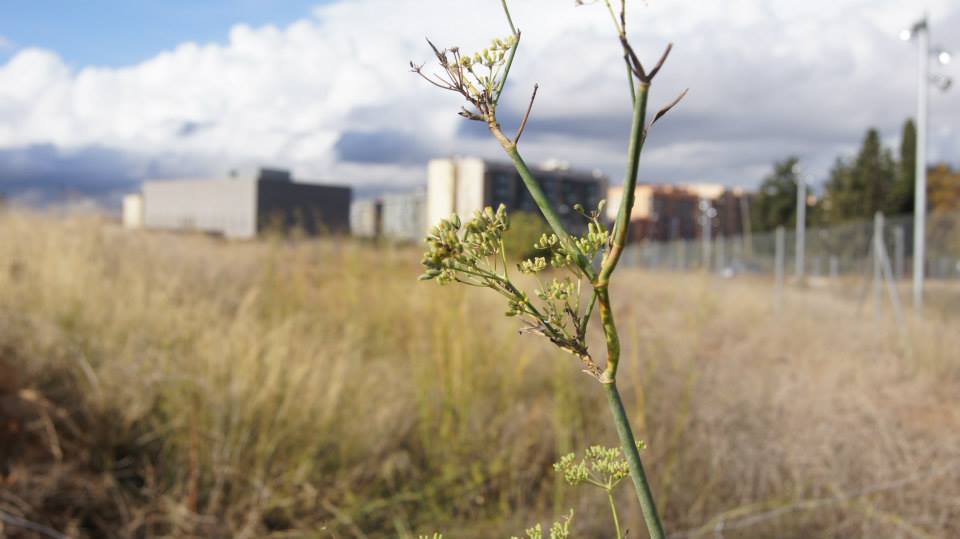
[607,183,749,243]
[382,191,426,241]
[350,199,382,239]
[122,194,144,229]
[127,168,351,239]
[426,157,607,235]
[350,191,425,241]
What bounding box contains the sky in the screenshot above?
[0,0,958,205]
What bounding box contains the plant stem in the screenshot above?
[596,286,621,381]
[601,0,636,102]
[495,0,520,102]
[607,489,624,539]
[502,145,595,279]
[604,381,665,539]
[600,83,649,283]
[500,0,517,34]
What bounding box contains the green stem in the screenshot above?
[494,0,520,102]
[596,286,620,380]
[601,0,635,103]
[600,83,649,283]
[604,382,665,539]
[607,489,624,539]
[503,145,595,280]
[500,0,517,34]
[578,290,598,340]
[624,63,637,104]
[602,0,623,35]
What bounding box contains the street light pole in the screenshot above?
[902,16,952,310]
[912,17,929,311]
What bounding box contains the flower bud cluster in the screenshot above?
[459,35,517,70]
[573,200,611,259]
[420,202,608,377]
[412,33,519,123]
[420,205,510,284]
[510,510,573,539]
[584,445,630,484]
[517,256,547,274]
[535,278,574,302]
[554,441,646,490]
[575,221,610,259]
[532,233,579,270]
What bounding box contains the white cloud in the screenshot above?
[0,0,958,196]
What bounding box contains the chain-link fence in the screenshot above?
[622,210,960,282]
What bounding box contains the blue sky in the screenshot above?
[0,0,330,67]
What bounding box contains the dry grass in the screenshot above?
[0,209,958,539]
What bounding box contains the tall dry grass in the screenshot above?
[0,210,957,538]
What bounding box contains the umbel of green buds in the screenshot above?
[554,442,646,490]
[510,510,573,539]
[419,202,610,378]
[420,204,510,284]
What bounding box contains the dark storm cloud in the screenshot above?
[0,145,139,204]
[0,144,217,207]
[334,129,431,165]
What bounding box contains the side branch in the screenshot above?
[513,84,539,145]
[498,142,596,279]
[621,37,647,80]
[646,43,673,81]
[647,88,689,134]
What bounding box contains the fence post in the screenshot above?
[873,212,884,318]
[701,202,713,272]
[894,225,905,280]
[740,195,753,258]
[774,226,785,312]
[878,227,906,330]
[732,237,743,274]
[716,234,726,275]
[795,175,806,281]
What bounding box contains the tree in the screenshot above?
[823,128,896,222]
[888,118,916,214]
[823,158,854,222]
[929,163,960,213]
[752,157,800,232]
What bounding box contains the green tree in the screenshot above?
[888,118,916,214]
[823,128,895,222]
[929,163,960,213]
[752,157,801,232]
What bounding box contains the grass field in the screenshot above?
[1,210,958,538]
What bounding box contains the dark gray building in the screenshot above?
[131,168,351,239]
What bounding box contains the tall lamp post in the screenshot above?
[900,16,952,310]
